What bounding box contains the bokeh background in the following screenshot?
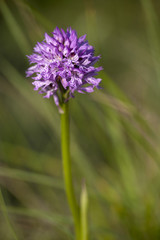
[1,0,160,239]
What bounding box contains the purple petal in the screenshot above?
[45,33,54,44]
[80,86,94,93]
[43,91,53,98]
[78,34,86,43]
[32,81,45,90]
[61,78,68,88]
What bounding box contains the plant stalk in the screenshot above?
[61,102,81,240]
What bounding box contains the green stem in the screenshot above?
[61,102,81,240]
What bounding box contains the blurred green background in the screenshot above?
[1,0,160,239]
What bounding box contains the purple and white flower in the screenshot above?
[26,27,102,110]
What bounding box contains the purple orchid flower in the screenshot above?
[26,27,102,112]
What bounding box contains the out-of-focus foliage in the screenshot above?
[1,0,160,239]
